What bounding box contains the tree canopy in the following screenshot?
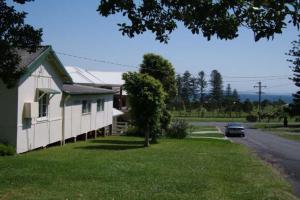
[139,53,176,136]
[98,0,300,43]
[123,72,166,147]
[139,53,177,102]
[0,0,42,87]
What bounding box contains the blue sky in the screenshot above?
[10,0,299,94]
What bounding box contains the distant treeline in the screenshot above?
[169,70,287,118]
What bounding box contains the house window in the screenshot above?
[38,91,48,118]
[97,99,104,112]
[82,100,91,114]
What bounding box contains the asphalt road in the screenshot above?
[191,122,300,197]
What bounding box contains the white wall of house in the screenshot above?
[0,55,114,153]
[64,95,113,139]
[16,59,64,153]
[0,81,18,147]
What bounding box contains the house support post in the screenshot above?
[109,124,112,136]
[61,94,70,146]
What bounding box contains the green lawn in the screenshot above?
[0,136,297,200]
[188,126,224,138]
[253,123,300,141]
[190,125,218,132]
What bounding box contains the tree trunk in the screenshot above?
[144,126,150,147]
[283,117,288,127]
[151,131,158,144]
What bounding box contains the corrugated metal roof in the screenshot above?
[89,71,125,86]
[63,84,115,95]
[65,66,125,86]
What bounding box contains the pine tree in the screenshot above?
[287,35,300,116]
[225,84,232,97]
[190,77,199,102]
[197,71,207,105]
[209,70,223,108]
[232,89,239,102]
[175,74,184,109]
[181,71,192,106]
[223,84,234,115]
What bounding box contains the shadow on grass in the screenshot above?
[74,139,145,151]
[76,144,144,151]
[90,139,144,145]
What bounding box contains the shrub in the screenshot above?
[295,117,300,122]
[246,115,258,122]
[0,143,15,156]
[166,119,189,139]
[125,126,144,137]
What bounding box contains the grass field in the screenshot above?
[188,126,224,138]
[0,136,297,200]
[253,123,300,141]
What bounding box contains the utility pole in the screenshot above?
[254,81,267,122]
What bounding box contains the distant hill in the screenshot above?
[239,93,293,103]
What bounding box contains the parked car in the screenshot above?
[225,123,245,137]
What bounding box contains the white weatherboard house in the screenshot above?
[0,46,114,153]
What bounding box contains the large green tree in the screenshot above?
[139,53,177,102]
[139,53,176,134]
[287,35,300,116]
[98,0,300,43]
[1,0,42,88]
[123,72,166,147]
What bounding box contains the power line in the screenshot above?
[56,51,293,83]
[265,83,292,89]
[223,75,289,79]
[56,51,184,74]
[224,77,289,83]
[56,51,138,69]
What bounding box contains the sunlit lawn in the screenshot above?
[0,136,297,200]
[254,123,300,141]
[188,126,224,138]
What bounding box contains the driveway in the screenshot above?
[191,122,300,197]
